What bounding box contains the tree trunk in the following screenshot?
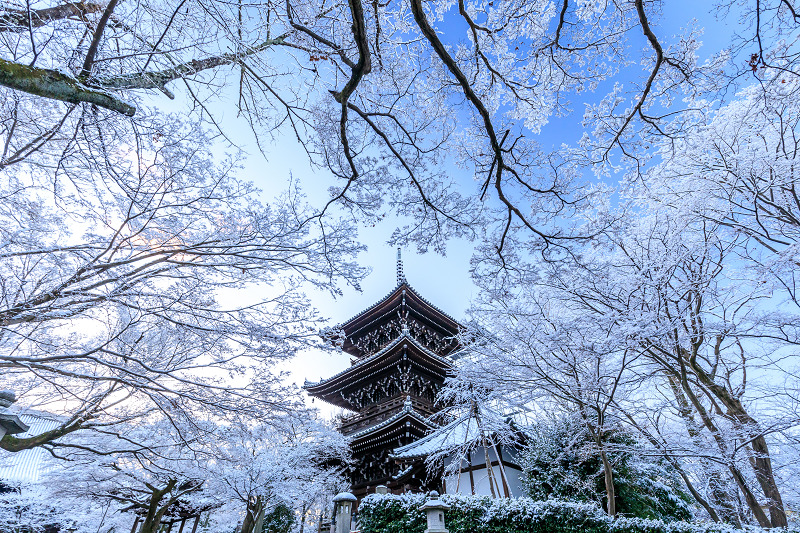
[666,376,741,525]
[240,495,264,533]
[139,480,176,533]
[473,402,498,498]
[299,503,307,533]
[671,367,771,527]
[579,406,616,518]
[598,443,616,517]
[684,353,787,527]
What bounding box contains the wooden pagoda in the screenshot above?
[304,251,462,498]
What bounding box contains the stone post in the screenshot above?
[420,491,449,533]
[331,492,357,533]
[0,390,29,440]
[375,485,389,495]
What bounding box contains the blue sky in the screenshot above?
[186,0,755,413]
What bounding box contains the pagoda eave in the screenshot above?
[349,409,434,456]
[340,284,460,333]
[303,333,453,410]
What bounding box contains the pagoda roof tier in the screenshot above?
[303,332,455,411]
[339,395,436,436]
[349,400,435,454]
[332,282,462,357]
[348,398,430,441]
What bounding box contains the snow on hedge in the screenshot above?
[357,494,792,533]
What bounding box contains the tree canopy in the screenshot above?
[1,0,800,529]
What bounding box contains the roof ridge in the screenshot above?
[304,333,406,388]
[403,284,462,329]
[335,281,462,333]
[392,414,470,454]
[335,284,405,330]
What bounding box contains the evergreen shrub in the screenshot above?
[262,502,295,533]
[520,417,693,521]
[357,494,789,533]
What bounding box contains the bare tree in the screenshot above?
[449,291,645,515]
[2,0,796,256]
[0,106,366,453]
[459,176,800,525]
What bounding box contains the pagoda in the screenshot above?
[304,251,462,498]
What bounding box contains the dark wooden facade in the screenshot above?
[304,263,461,499]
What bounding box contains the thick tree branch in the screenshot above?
[93,36,287,92]
[80,0,120,77]
[0,1,105,31]
[0,58,135,115]
[0,409,99,452]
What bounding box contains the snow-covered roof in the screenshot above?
[0,411,64,484]
[337,282,461,338]
[391,415,481,460]
[305,330,454,390]
[347,397,433,441]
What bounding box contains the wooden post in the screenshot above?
[467,452,475,495]
[190,515,201,533]
[492,442,511,497]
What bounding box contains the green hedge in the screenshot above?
[357,494,783,533]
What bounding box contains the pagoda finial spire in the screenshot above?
[396,247,406,286]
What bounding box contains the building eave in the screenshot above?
[337,283,462,341]
[0,413,29,434]
[304,332,453,403]
[348,401,434,442]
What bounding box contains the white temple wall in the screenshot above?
[442,447,525,498]
[468,447,499,466]
[504,465,524,497]
[443,472,473,495]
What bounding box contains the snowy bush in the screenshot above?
[359,494,610,533]
[357,494,795,533]
[0,483,130,533]
[520,417,693,520]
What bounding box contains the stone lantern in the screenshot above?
[0,390,29,440]
[331,492,357,533]
[420,491,449,533]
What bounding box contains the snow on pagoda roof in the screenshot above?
[391,414,480,460]
[304,330,456,391]
[336,281,461,337]
[335,247,460,333]
[347,396,433,441]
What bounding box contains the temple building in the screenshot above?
[305,252,526,501]
[304,251,461,498]
[391,413,525,498]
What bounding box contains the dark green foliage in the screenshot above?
[358,494,611,533]
[520,418,693,520]
[358,494,426,533]
[262,503,294,533]
[357,494,788,533]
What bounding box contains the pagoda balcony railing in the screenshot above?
[336,394,435,433]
